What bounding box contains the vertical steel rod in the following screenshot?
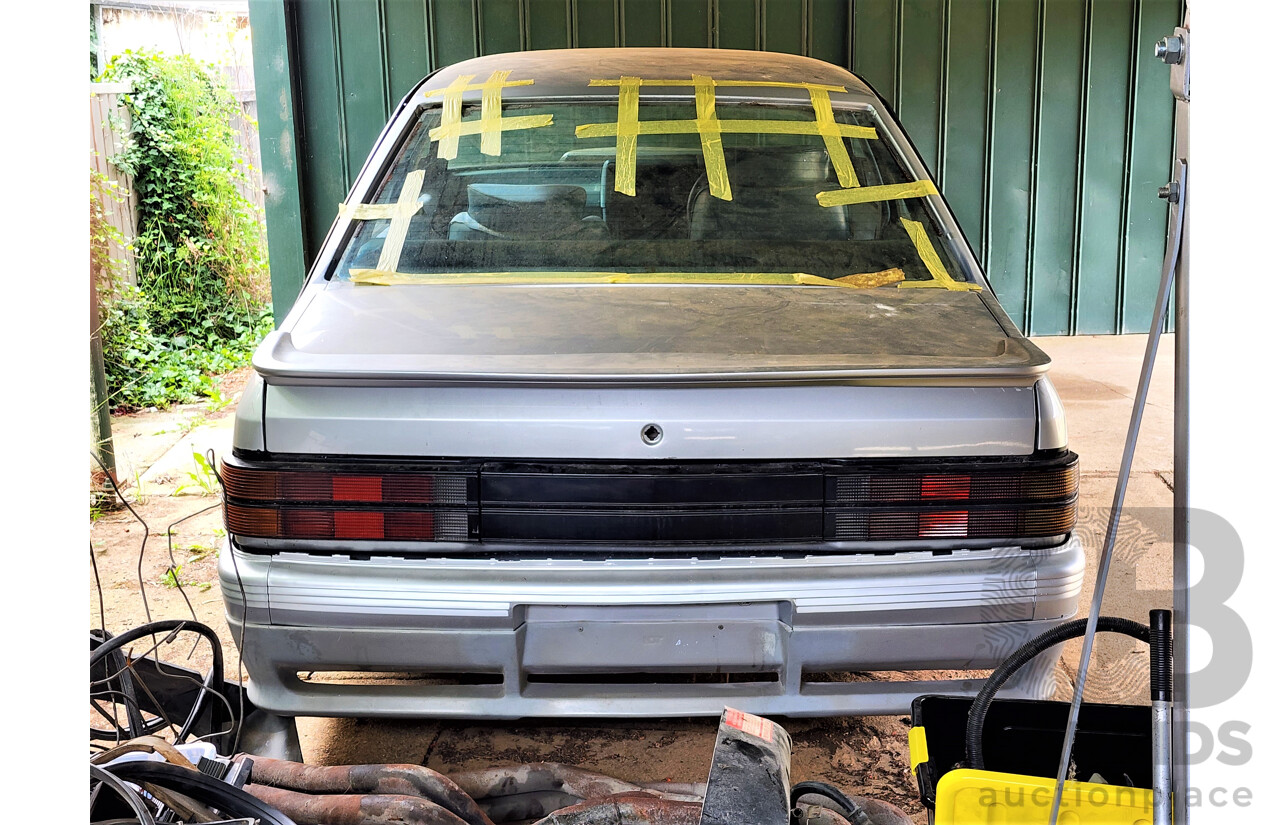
[1047,159,1186,825]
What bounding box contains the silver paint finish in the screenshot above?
[219,537,1082,717]
[232,372,266,452]
[1035,378,1069,451]
[220,537,1080,716]
[255,283,1050,384]
[260,383,1037,459]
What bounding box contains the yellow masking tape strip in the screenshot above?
[575,119,875,141]
[479,70,511,156]
[807,87,858,188]
[350,270,871,289]
[376,170,424,273]
[816,179,939,208]
[588,78,848,93]
[834,268,904,288]
[908,727,929,770]
[578,76,876,202]
[897,217,982,291]
[693,75,731,200]
[428,74,473,160]
[614,77,642,196]
[426,71,548,160]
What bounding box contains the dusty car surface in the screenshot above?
[220,48,1082,719]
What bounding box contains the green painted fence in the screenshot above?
[249,0,1181,335]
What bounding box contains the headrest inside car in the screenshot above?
[726,148,833,184]
[465,184,588,237]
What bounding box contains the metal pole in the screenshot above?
[1046,158,1184,825]
[1164,18,1192,825]
[1048,21,1191,823]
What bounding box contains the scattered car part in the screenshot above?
[699,709,791,825]
[185,709,907,825]
[244,757,493,825]
[103,759,298,825]
[450,763,703,806]
[90,619,236,753]
[90,763,158,825]
[245,785,475,825]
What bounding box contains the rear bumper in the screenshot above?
[221,536,1083,718]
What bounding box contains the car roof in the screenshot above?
[415,48,878,104]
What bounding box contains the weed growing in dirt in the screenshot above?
[160,565,209,591]
[174,451,219,497]
[183,542,217,562]
[131,467,150,505]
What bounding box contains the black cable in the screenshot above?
[965,616,1151,770]
[164,501,222,623]
[207,448,249,755]
[90,450,154,624]
[790,781,874,825]
[91,542,106,637]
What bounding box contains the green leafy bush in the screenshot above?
[100,285,272,409]
[98,50,271,409]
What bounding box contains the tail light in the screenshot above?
[220,459,475,542]
[825,457,1078,542]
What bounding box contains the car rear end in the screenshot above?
[219,48,1083,718]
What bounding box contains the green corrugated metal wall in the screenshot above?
[249,0,1181,335]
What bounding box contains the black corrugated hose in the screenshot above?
[965,616,1150,770]
[790,780,875,825]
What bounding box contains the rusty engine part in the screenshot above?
[91,707,911,825]
[242,761,704,825]
[244,757,493,825]
[247,784,475,825]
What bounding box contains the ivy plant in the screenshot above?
[97,50,272,409]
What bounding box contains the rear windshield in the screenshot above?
[332,91,978,291]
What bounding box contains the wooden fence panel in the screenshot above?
[89,82,138,286]
[230,90,267,221]
[90,78,267,287]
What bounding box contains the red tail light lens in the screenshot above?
[221,459,474,542]
[827,456,1077,542]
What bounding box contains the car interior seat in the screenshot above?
[687,148,849,241]
[449,184,609,240]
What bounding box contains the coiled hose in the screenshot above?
[790,780,874,825]
[964,616,1150,770]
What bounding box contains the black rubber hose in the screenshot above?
[1150,609,1173,702]
[790,781,873,825]
[106,760,298,825]
[965,616,1150,770]
[91,764,158,825]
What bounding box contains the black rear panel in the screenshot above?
[225,452,1077,549]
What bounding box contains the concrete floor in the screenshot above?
[1034,334,1174,705]
[96,333,1176,818]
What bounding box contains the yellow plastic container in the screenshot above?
[909,695,1156,825]
[932,768,1154,825]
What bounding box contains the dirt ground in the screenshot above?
[89,357,1169,823]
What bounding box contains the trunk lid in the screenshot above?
[254,281,1047,384]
